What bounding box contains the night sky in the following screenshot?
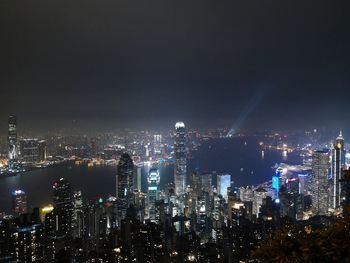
[1,0,349,133]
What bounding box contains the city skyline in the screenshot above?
[1,1,350,262]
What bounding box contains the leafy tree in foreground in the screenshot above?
[251,217,350,263]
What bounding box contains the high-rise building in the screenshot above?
[116,153,134,223]
[12,223,44,262]
[134,165,142,192]
[311,150,329,215]
[147,168,160,221]
[271,167,283,201]
[174,122,187,196]
[38,140,47,162]
[52,178,73,237]
[153,134,162,155]
[8,115,17,162]
[20,139,45,163]
[253,187,268,217]
[345,153,350,170]
[201,173,212,194]
[53,178,72,210]
[11,190,27,215]
[190,172,202,198]
[342,169,350,217]
[217,174,231,201]
[330,131,346,210]
[298,173,309,195]
[238,186,254,202]
[72,191,84,238]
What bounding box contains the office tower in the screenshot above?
[174,122,187,196]
[227,194,245,226]
[12,223,44,262]
[311,150,329,215]
[38,140,47,161]
[53,178,72,209]
[19,139,40,163]
[217,174,231,201]
[190,172,202,198]
[342,170,350,217]
[239,186,254,202]
[345,153,350,169]
[12,190,27,215]
[298,173,309,195]
[272,167,283,200]
[40,204,54,222]
[253,187,268,217]
[52,178,73,237]
[259,196,280,221]
[153,134,162,155]
[116,153,134,222]
[147,168,160,221]
[72,191,84,238]
[134,165,142,192]
[201,173,212,194]
[8,115,17,161]
[330,131,346,210]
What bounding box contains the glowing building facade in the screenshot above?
[12,190,27,215]
[147,168,160,221]
[19,139,46,163]
[330,131,345,210]
[116,153,134,223]
[217,174,231,201]
[311,150,329,215]
[8,115,17,162]
[174,122,187,196]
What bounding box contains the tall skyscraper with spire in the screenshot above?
[8,115,17,162]
[174,122,187,196]
[330,131,346,210]
[147,167,160,222]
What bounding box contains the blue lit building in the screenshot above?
[272,167,283,201]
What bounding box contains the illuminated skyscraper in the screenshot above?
[190,172,202,198]
[52,178,73,237]
[238,186,254,202]
[12,223,44,262]
[12,189,27,215]
[311,150,329,215]
[201,173,212,194]
[53,178,72,210]
[19,138,46,163]
[147,168,160,221]
[153,134,162,155]
[134,165,142,192]
[174,122,187,195]
[253,187,268,217]
[330,131,346,210]
[217,174,231,201]
[72,191,84,238]
[8,115,17,161]
[271,167,283,201]
[116,153,134,222]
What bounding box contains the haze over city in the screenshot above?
[1,0,350,133]
[1,1,350,263]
